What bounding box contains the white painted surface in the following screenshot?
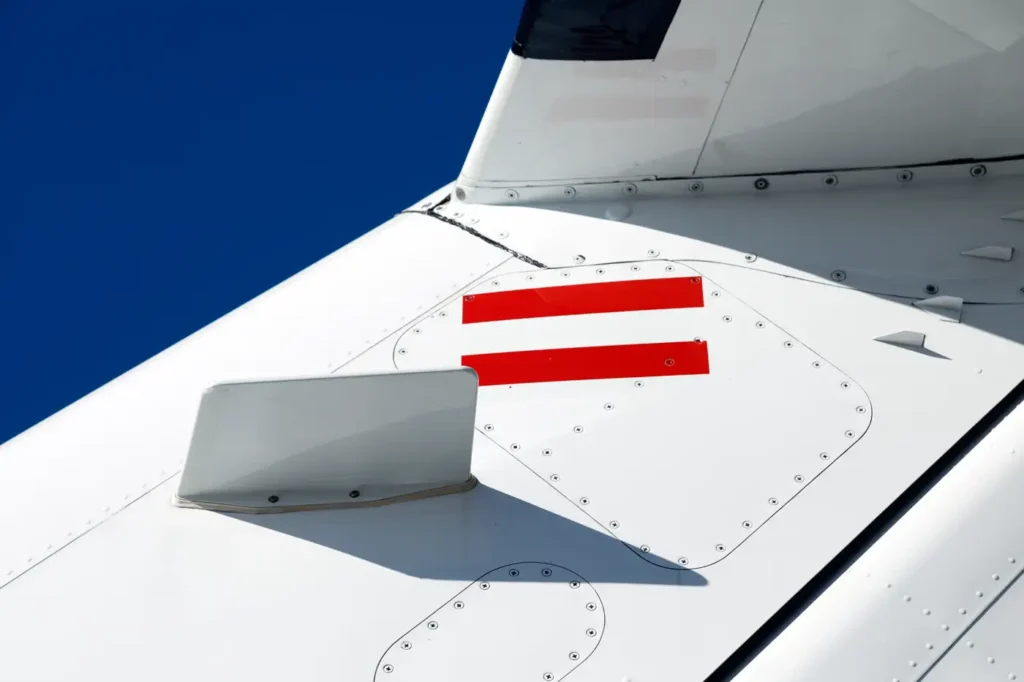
[396,263,871,569]
[176,369,479,511]
[0,211,510,590]
[457,0,1024,188]
[731,395,1024,682]
[452,161,1024,303]
[459,0,764,185]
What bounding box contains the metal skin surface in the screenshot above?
[3,2,1024,681]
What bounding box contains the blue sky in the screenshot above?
[1,2,522,443]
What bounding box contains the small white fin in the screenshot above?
[912,295,963,322]
[961,245,1014,261]
[874,331,926,349]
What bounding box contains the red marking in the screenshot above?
[463,341,709,387]
[462,277,703,324]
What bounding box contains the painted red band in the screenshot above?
[462,276,703,324]
[463,341,709,387]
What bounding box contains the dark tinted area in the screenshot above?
[512,0,681,61]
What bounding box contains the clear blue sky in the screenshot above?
[1,2,522,443]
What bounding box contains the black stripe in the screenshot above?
[512,0,682,61]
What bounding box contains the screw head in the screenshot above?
[573,254,586,264]
[823,174,839,187]
[970,164,987,178]
[897,170,914,183]
[689,181,704,193]
[623,183,637,195]
[564,186,577,198]
[401,641,412,650]
[830,270,847,282]
[505,189,519,200]
[924,284,939,295]
[267,495,279,503]
[754,177,770,191]
[349,489,361,498]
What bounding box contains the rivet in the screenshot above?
[640,545,650,553]
[454,601,464,609]
[604,402,615,410]
[845,430,856,438]
[755,321,765,329]
[634,380,644,388]
[579,497,590,505]
[439,311,448,318]
[573,254,586,264]
[596,268,606,275]
[823,174,839,187]
[711,290,721,297]
[480,582,490,590]
[665,358,676,366]
[525,275,534,281]
[383,664,394,673]
[665,265,675,272]
[742,520,753,529]
[904,595,912,602]
[511,443,521,450]
[784,340,794,348]
[569,652,581,661]
[856,406,867,414]
[497,231,508,240]
[585,602,597,611]
[689,181,704,193]
[678,557,689,566]
[542,448,553,456]
[623,183,637,195]
[923,608,931,615]
[484,424,494,431]
[694,337,704,343]
[970,164,987,178]
[647,249,660,257]
[812,361,822,368]
[989,657,996,664]
[397,348,408,355]
[505,189,519,200]
[723,315,732,322]
[1011,557,1018,564]
[941,624,949,631]
[491,280,500,286]
[754,177,770,191]
[550,473,560,482]
[401,641,412,650]
[924,284,939,295]
[609,520,620,529]
[794,474,805,483]
[959,608,967,614]
[568,580,579,588]
[820,452,831,460]
[977,591,984,597]
[564,186,577,198]
[542,568,553,577]
[427,621,438,629]
[561,272,571,278]
[543,674,554,681]
[768,497,779,506]
[993,574,1000,580]
[349,490,360,499]
[897,170,914,183]
[1009,673,1016,680]
[715,543,726,552]
[630,265,641,272]
[830,270,847,282]
[744,253,757,262]
[586,627,598,637]
[268,495,279,504]
[926,643,933,649]
[966,641,974,648]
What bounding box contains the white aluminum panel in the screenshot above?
[731,395,1024,682]
[695,0,1024,176]
[446,165,1024,303]
[176,369,478,511]
[394,263,871,568]
[0,208,509,589]
[458,0,763,186]
[375,563,605,682]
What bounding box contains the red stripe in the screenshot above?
[462,276,703,324]
[462,341,709,387]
